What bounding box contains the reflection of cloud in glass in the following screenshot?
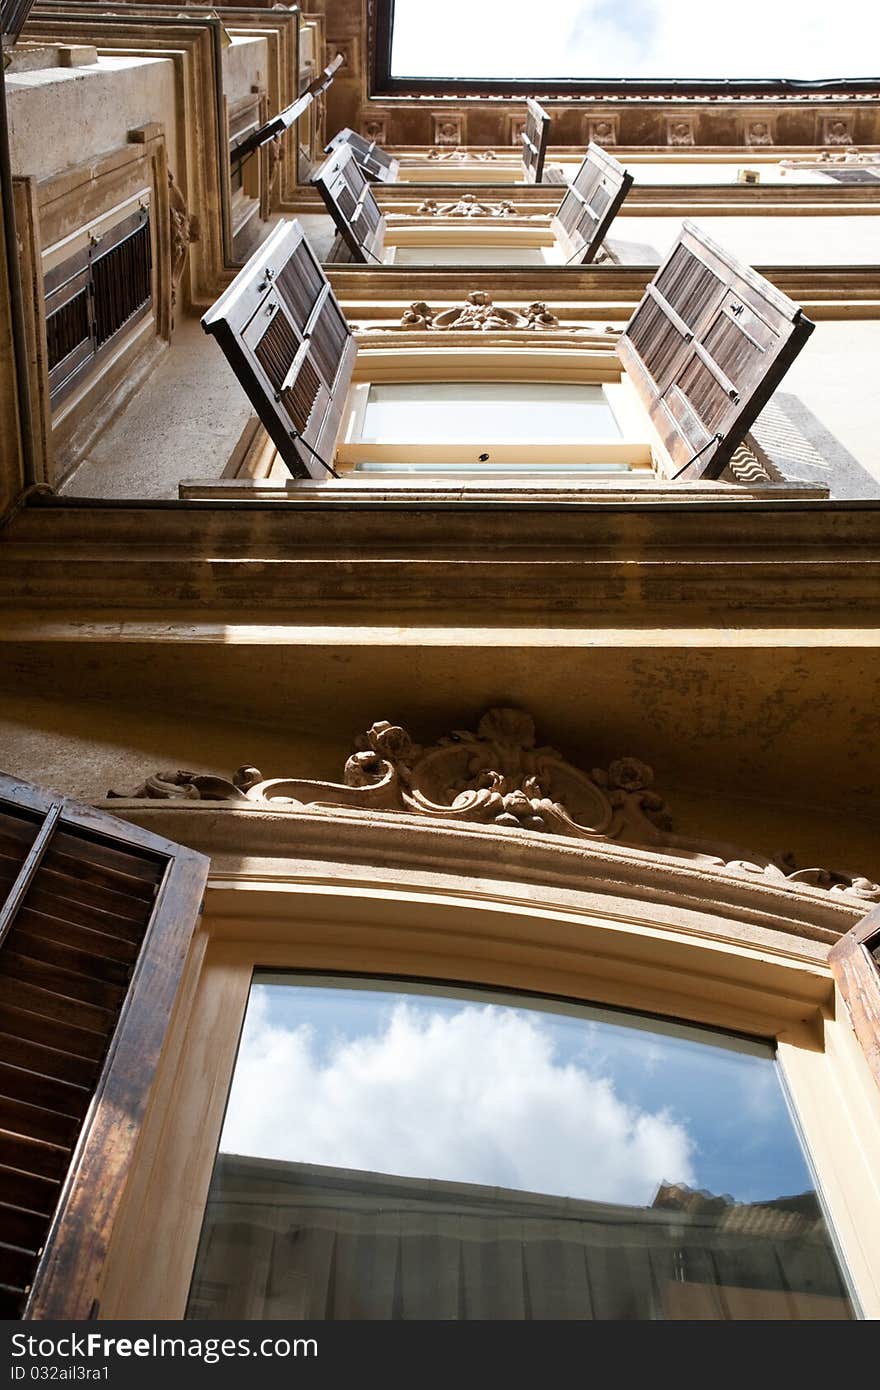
[390,0,879,80]
[221,996,695,1205]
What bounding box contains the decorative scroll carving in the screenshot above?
[425,147,498,162]
[108,767,263,801]
[110,708,880,903]
[398,291,559,331]
[168,169,199,323]
[414,194,517,218]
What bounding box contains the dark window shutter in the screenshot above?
[551,143,634,264]
[201,219,357,478]
[325,128,400,183]
[521,99,551,184]
[829,907,880,1094]
[312,143,386,265]
[617,221,815,480]
[0,771,208,1320]
[42,209,152,409]
[90,209,152,348]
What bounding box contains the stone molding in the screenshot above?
[109,708,880,908]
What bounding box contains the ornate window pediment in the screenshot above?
[110,707,879,906]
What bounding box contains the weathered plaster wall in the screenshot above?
[615,213,880,265]
[221,35,269,108]
[6,55,179,184]
[0,691,345,799]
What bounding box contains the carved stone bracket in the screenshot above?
[398,291,560,331]
[109,707,880,904]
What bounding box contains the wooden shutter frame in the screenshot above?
[551,142,634,265]
[312,143,386,265]
[202,219,357,478]
[0,771,208,1320]
[325,127,400,183]
[829,906,880,1094]
[521,99,551,184]
[617,220,815,480]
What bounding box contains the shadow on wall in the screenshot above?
[753,393,880,500]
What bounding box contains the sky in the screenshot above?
[391,0,880,80]
[218,977,814,1207]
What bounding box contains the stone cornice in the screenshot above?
[3,496,879,614]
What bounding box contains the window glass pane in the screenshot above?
[392,246,550,266]
[361,383,620,444]
[187,974,854,1320]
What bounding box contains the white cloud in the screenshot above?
[391,0,880,80]
[220,995,695,1205]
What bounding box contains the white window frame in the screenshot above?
[335,375,655,476]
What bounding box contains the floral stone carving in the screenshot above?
[414,194,517,218]
[399,291,559,331]
[109,707,880,903]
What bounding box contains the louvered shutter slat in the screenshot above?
[0,771,208,1319]
[325,128,400,183]
[617,221,815,479]
[202,219,357,478]
[312,143,386,265]
[552,143,633,264]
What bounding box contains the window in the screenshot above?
[202,216,814,485]
[337,381,649,476]
[386,245,553,267]
[187,973,855,1320]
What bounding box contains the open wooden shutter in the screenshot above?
[325,128,400,183]
[201,219,357,478]
[617,221,815,480]
[829,906,880,1094]
[551,143,633,264]
[312,143,386,265]
[0,771,208,1319]
[521,99,551,184]
[1,0,36,43]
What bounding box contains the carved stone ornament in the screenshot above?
[588,118,618,146]
[745,119,774,146]
[425,147,497,162]
[168,169,199,320]
[781,149,880,168]
[415,194,517,218]
[432,114,464,146]
[110,708,880,904]
[399,291,559,331]
[822,116,854,146]
[666,117,696,147]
